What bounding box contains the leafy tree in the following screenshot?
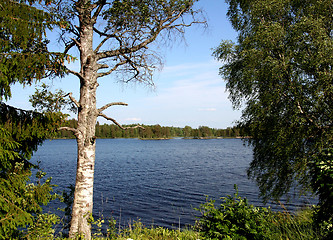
[183,125,192,138]
[27,0,206,238]
[214,0,332,228]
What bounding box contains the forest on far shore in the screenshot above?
[56,119,244,139]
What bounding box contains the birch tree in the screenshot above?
[214,0,332,230]
[30,0,205,238]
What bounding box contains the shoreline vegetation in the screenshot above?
[55,119,245,140]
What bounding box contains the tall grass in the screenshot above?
[268,207,318,240]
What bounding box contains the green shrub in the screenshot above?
[25,213,59,240]
[195,185,272,240]
[195,185,320,240]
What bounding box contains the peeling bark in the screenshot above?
[69,2,98,238]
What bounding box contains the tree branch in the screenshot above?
[97,60,127,78]
[98,113,145,130]
[58,126,80,135]
[93,27,123,53]
[98,102,128,113]
[64,38,80,55]
[97,32,159,60]
[63,92,80,108]
[92,0,106,24]
[66,68,82,80]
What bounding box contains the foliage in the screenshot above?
[0,1,69,237]
[311,148,333,239]
[106,216,117,239]
[29,83,77,114]
[25,213,59,240]
[195,186,318,240]
[214,0,333,220]
[117,220,200,240]
[195,185,272,239]
[0,162,58,239]
[0,103,65,172]
[0,0,70,101]
[0,104,64,239]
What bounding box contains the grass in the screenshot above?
[53,207,319,240]
[110,221,200,240]
[267,207,318,240]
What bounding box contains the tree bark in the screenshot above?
[69,2,98,238]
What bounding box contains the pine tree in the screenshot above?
[0,1,68,238]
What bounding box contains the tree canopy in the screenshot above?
[214,0,332,220]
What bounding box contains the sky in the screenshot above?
[5,0,241,129]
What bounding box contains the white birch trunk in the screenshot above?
[69,3,98,238]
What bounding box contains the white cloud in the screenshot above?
[124,117,142,122]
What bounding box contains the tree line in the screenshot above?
[56,119,244,139]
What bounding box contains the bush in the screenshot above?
[195,185,317,240]
[195,185,272,239]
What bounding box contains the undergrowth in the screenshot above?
[11,185,331,239]
[195,185,322,240]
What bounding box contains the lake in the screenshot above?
[31,138,314,229]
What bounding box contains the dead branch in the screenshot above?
[63,92,80,108]
[99,113,145,130]
[58,126,80,135]
[64,38,80,55]
[97,60,127,78]
[98,102,128,113]
[66,67,82,80]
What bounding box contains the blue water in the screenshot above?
[31,138,314,229]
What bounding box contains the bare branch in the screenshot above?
[98,102,128,113]
[96,15,205,61]
[66,68,82,79]
[99,113,145,130]
[71,38,81,48]
[93,27,123,53]
[63,92,80,108]
[64,38,80,55]
[64,41,75,55]
[97,33,159,60]
[92,0,106,24]
[98,63,109,69]
[94,34,111,53]
[97,60,127,78]
[58,126,80,135]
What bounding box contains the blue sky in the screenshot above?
[6,0,241,129]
